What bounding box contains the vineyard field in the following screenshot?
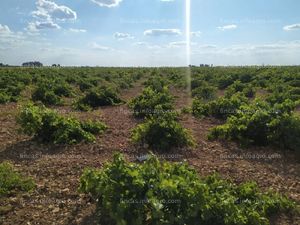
[0,66,299,225]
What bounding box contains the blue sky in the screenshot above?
[0,0,300,66]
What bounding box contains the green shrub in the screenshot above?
[0,162,35,196]
[119,80,132,89]
[131,111,195,150]
[75,86,123,110]
[217,75,236,89]
[129,86,174,118]
[243,85,255,98]
[265,91,288,105]
[225,81,246,95]
[17,103,107,144]
[6,83,24,98]
[81,120,108,135]
[225,81,255,98]
[209,94,248,119]
[32,85,62,106]
[265,84,296,104]
[289,79,300,87]
[79,153,297,225]
[53,83,73,97]
[193,94,248,120]
[191,79,207,90]
[209,99,300,151]
[239,73,253,83]
[31,80,73,105]
[267,112,300,151]
[0,92,10,104]
[192,98,210,117]
[0,83,25,104]
[72,100,92,112]
[192,85,217,101]
[78,79,95,92]
[143,75,168,92]
[288,87,300,101]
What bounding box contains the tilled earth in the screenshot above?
[0,81,299,225]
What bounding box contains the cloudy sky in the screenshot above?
[0,0,300,66]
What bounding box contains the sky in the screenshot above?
[0,0,300,66]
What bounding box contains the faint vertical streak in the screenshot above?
[186,0,192,99]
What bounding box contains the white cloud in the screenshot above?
[0,24,12,36]
[133,41,196,50]
[27,21,60,32]
[167,41,187,49]
[33,0,77,21]
[28,0,77,34]
[144,29,182,36]
[113,32,134,40]
[132,41,163,50]
[0,24,24,40]
[132,41,148,46]
[217,24,237,31]
[167,41,197,48]
[189,41,300,66]
[91,0,123,8]
[283,23,300,31]
[191,41,300,56]
[26,23,39,33]
[35,21,60,29]
[0,24,34,50]
[251,41,300,52]
[69,28,87,33]
[32,10,50,20]
[91,42,112,51]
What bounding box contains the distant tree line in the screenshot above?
[189,64,214,68]
[200,64,213,67]
[22,61,43,67]
[0,63,10,67]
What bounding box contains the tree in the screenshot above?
[22,61,43,67]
